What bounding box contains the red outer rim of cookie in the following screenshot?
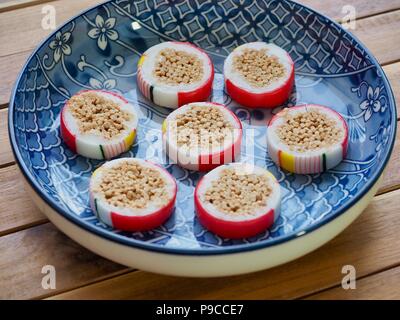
[177,65,215,107]
[225,52,295,109]
[60,90,137,159]
[60,101,77,153]
[110,191,177,232]
[175,42,215,107]
[194,176,276,239]
[93,160,177,232]
[137,42,215,108]
[162,102,243,171]
[268,104,349,157]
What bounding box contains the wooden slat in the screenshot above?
[0,3,399,106]
[352,10,400,65]
[0,165,46,236]
[379,126,400,194]
[0,223,128,300]
[384,62,400,109]
[0,0,398,56]
[0,3,396,60]
[0,164,397,299]
[0,51,31,108]
[300,0,400,21]
[0,109,13,166]
[0,0,54,13]
[46,189,400,300]
[306,267,400,299]
[0,0,392,57]
[0,0,397,24]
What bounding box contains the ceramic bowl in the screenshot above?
[9,0,396,277]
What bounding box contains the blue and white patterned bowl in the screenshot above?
[8,0,396,277]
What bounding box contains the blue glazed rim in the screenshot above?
[8,0,397,256]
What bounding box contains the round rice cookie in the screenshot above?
[137,41,214,108]
[195,163,281,239]
[162,102,242,171]
[224,42,294,109]
[267,104,349,174]
[60,90,138,160]
[90,158,177,231]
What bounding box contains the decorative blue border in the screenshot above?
[8,0,397,256]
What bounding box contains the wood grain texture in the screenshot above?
[0,109,13,166]
[0,0,54,13]
[0,51,31,108]
[0,2,399,106]
[0,223,128,300]
[2,0,397,20]
[306,267,400,299]
[379,126,400,194]
[300,0,400,20]
[384,62,400,112]
[47,189,400,300]
[0,165,46,236]
[352,10,400,65]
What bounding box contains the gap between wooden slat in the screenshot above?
[301,261,400,299]
[300,0,400,22]
[0,5,399,108]
[46,250,400,301]
[42,189,400,300]
[304,264,400,299]
[0,0,54,13]
[36,267,134,300]
[0,218,47,237]
[349,7,400,21]
[0,162,14,170]
[0,222,130,299]
[0,164,400,297]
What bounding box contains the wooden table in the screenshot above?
[0,0,399,300]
